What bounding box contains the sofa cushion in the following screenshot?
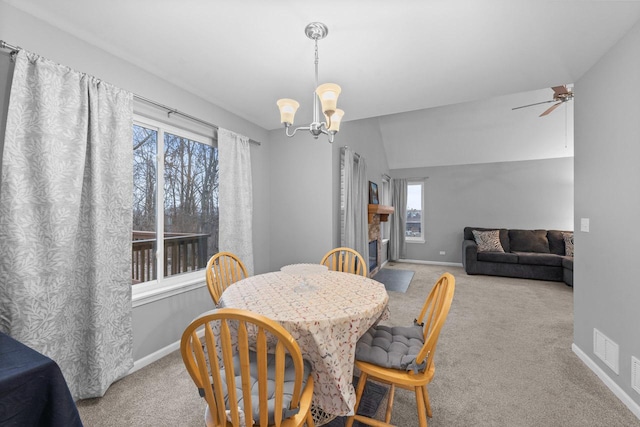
[472,229,505,253]
[547,230,567,255]
[562,257,573,270]
[509,229,550,253]
[464,227,510,252]
[477,251,519,263]
[514,252,563,267]
[562,232,574,257]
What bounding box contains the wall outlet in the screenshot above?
[439,251,446,255]
[581,218,590,232]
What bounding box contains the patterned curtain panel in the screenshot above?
[340,148,355,247]
[0,50,134,399]
[389,178,407,261]
[340,148,368,266]
[354,153,369,266]
[218,128,254,275]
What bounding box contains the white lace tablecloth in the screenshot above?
[219,269,389,417]
[280,263,329,275]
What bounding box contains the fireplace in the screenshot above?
[368,240,377,273]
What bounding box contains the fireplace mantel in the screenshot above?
[368,204,394,223]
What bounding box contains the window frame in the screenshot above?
[132,114,217,305]
[405,180,425,244]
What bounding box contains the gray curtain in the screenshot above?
[0,50,134,399]
[340,147,368,270]
[389,178,407,261]
[218,128,254,275]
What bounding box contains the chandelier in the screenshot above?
[277,22,344,143]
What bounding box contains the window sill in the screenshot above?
[132,274,206,308]
[406,239,425,244]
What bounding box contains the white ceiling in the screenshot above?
[5,0,640,166]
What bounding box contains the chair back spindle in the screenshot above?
[320,247,367,277]
[181,309,314,427]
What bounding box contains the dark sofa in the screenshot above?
[462,227,573,286]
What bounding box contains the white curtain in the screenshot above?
[0,50,133,399]
[218,128,254,275]
[340,148,369,270]
[389,178,407,261]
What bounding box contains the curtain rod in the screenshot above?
[0,40,19,51]
[341,145,361,160]
[134,95,261,146]
[1,39,261,146]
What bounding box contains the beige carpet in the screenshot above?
[77,263,640,426]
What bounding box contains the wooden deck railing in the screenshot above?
[132,231,210,284]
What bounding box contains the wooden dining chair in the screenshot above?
[181,308,316,427]
[346,272,456,427]
[206,252,249,305]
[320,247,367,277]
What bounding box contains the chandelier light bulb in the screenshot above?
[316,83,341,116]
[276,22,344,143]
[327,109,344,132]
[277,98,300,125]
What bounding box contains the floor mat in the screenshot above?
[372,268,415,293]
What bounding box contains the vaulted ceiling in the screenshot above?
[5,0,640,166]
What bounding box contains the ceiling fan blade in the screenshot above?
[539,102,562,117]
[552,86,569,97]
[512,99,555,110]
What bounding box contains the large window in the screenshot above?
[132,117,218,290]
[406,181,424,242]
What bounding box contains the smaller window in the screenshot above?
[406,182,424,242]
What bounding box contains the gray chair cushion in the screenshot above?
[355,323,425,372]
[216,351,312,424]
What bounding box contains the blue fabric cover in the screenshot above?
[217,351,312,424]
[355,324,425,371]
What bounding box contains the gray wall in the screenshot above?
[264,115,391,272]
[391,158,574,263]
[0,2,271,363]
[574,20,640,408]
[266,128,334,270]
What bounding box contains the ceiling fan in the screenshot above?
[512,85,574,117]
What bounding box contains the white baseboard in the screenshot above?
[395,259,463,267]
[129,328,205,375]
[129,339,181,375]
[572,343,640,420]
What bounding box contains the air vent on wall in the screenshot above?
[632,356,640,395]
[594,328,619,375]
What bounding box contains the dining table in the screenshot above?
[218,263,389,424]
[0,332,83,427]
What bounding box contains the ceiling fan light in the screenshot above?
[316,83,341,115]
[327,109,344,132]
[277,98,300,125]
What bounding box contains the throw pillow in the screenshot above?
[472,229,505,253]
[508,229,550,253]
[563,232,574,257]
